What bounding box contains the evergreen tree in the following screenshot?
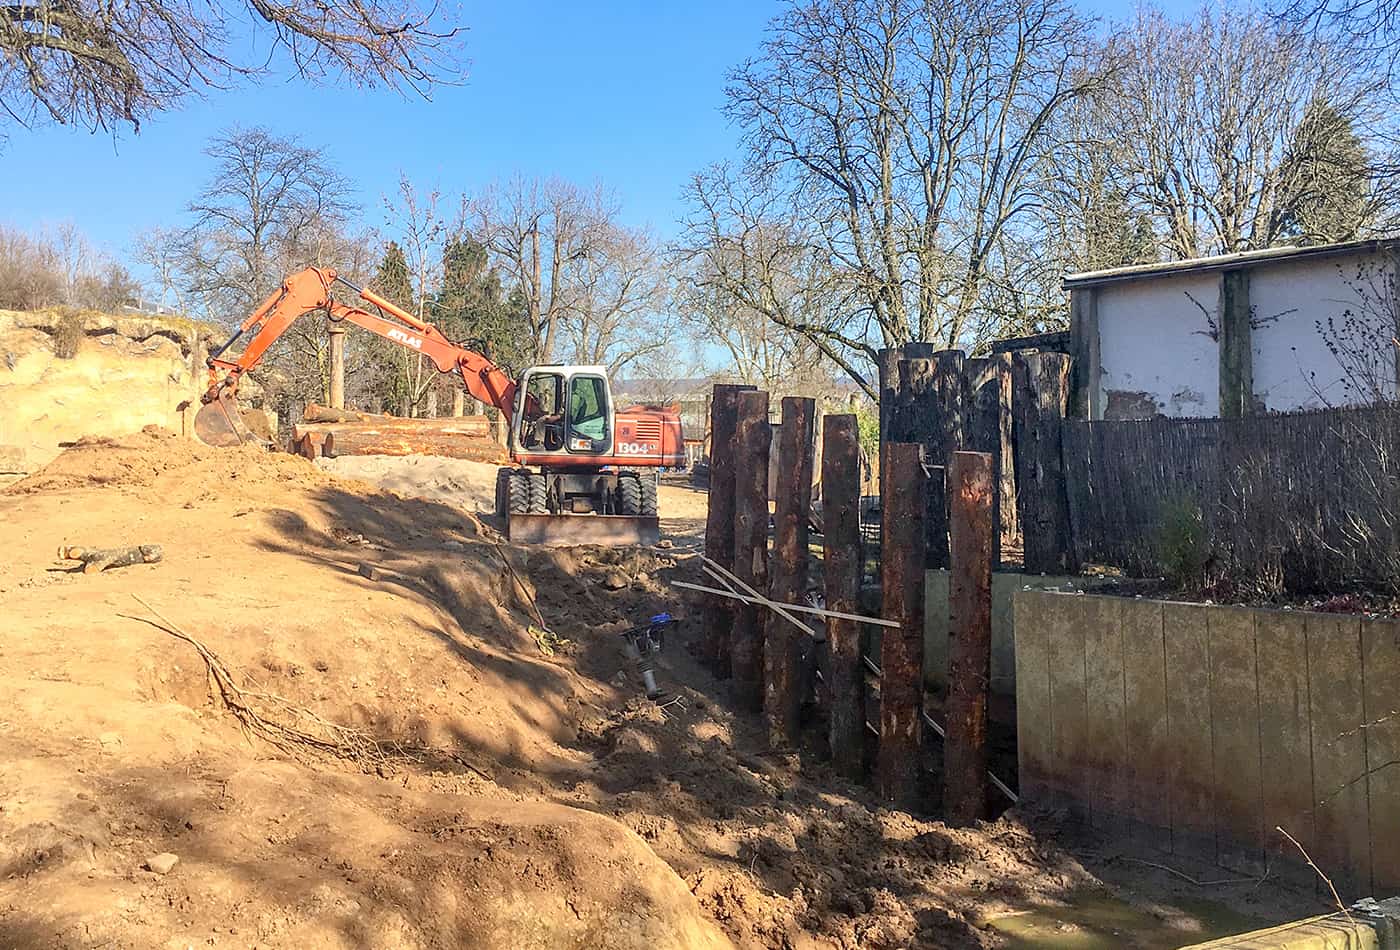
[431,233,534,376]
[1274,101,1373,245]
[365,241,418,413]
[372,241,415,311]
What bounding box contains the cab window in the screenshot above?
[568,375,608,446]
[520,371,565,450]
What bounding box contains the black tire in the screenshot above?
[528,473,549,513]
[507,470,530,514]
[639,475,658,517]
[618,473,642,515]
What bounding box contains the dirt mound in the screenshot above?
[6,425,324,496]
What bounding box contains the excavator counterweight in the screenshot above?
[196,266,684,546]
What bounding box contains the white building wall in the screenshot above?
[1249,253,1397,411]
[1095,273,1221,418]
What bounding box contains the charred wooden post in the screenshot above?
[945,451,994,825]
[732,390,772,710]
[767,396,816,746]
[878,442,927,805]
[823,414,865,778]
[879,343,936,492]
[995,353,1018,551]
[327,323,347,410]
[964,357,1004,566]
[702,383,755,676]
[1012,353,1075,574]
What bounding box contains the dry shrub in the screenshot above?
[51,312,87,359]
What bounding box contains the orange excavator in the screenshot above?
[195,267,684,545]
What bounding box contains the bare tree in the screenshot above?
[467,176,619,363]
[677,168,856,392]
[133,226,188,312]
[177,125,356,323]
[381,174,445,415]
[0,0,462,133]
[1098,7,1393,259]
[556,222,671,375]
[716,0,1101,360]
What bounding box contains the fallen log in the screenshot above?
[319,427,506,462]
[293,417,491,441]
[300,404,492,434]
[59,544,163,574]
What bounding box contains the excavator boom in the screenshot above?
[196,267,518,446]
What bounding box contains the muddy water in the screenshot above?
[988,892,1265,949]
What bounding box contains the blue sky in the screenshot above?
[1,0,1155,264]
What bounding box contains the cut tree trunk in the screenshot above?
[59,544,163,574]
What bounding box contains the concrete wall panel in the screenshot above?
[1121,598,1171,846]
[1163,602,1217,861]
[1207,607,1265,875]
[1083,597,1129,836]
[1306,614,1371,896]
[1255,611,1317,887]
[1362,618,1400,893]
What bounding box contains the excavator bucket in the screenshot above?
[193,393,273,447]
[506,513,661,547]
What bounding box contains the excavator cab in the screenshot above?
[511,366,615,458]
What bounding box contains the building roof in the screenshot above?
[1062,237,1400,290]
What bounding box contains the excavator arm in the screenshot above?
[197,267,518,446]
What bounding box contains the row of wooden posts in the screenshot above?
[698,383,1004,822]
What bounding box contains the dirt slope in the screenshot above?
[0,430,1101,949]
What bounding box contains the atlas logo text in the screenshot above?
[387,328,424,349]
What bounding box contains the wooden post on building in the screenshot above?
[732,390,771,710]
[327,323,347,410]
[1012,353,1075,574]
[823,414,865,778]
[702,384,755,676]
[768,396,815,746]
[945,451,994,825]
[878,442,927,805]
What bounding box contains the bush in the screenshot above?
[51,312,87,359]
[1155,495,1210,591]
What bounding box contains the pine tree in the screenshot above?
[366,241,418,414]
[1274,101,1373,245]
[372,241,414,311]
[431,233,534,376]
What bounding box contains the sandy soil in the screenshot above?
[0,432,1312,949]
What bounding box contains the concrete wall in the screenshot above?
[1095,273,1221,418]
[1079,248,1399,419]
[1250,253,1398,410]
[922,571,1111,696]
[1015,590,1400,898]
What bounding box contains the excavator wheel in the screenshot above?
[618,472,642,516]
[640,476,658,517]
[507,470,531,514]
[527,473,549,513]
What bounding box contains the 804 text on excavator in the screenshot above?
[195,266,685,546]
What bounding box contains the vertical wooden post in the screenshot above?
[823,414,865,778]
[451,388,466,417]
[768,396,815,746]
[879,442,927,805]
[703,383,754,676]
[945,451,994,825]
[995,353,1018,551]
[965,356,1001,566]
[327,323,347,410]
[1069,286,1101,418]
[732,390,772,710]
[1012,352,1075,574]
[1220,269,1253,419]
